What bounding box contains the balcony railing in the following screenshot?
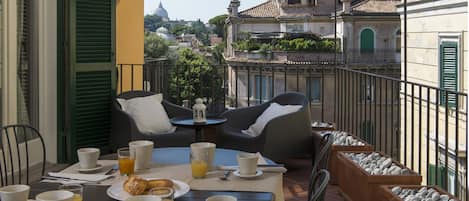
[117,60,467,200]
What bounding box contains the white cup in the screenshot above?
[0,184,30,201]
[190,142,216,170]
[206,195,237,201]
[77,148,100,169]
[36,190,74,201]
[129,140,154,170]
[125,195,162,201]
[237,153,258,175]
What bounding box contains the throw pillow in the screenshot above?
[242,102,302,137]
[118,94,176,134]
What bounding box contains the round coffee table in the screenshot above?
[170,116,227,142]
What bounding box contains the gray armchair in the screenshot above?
[111,91,195,150]
[217,92,312,161]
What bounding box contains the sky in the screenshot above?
[144,0,266,23]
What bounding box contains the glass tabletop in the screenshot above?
[170,116,227,127]
[152,147,275,165]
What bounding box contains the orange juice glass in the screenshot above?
[58,184,83,201]
[118,147,135,176]
[190,149,209,178]
[191,160,208,178]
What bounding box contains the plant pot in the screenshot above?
[337,151,422,201]
[328,136,373,185]
[378,185,460,201]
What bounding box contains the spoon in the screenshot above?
[219,170,231,181]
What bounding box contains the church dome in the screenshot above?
[156,27,169,34]
[154,2,169,20]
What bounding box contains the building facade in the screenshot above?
[224,0,401,133]
[398,0,468,195]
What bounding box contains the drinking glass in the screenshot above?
[118,147,135,176]
[190,150,209,179]
[58,184,83,201]
[148,187,174,201]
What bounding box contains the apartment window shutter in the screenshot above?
[64,0,115,162]
[439,41,458,107]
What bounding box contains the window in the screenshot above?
[439,40,459,107]
[17,0,38,140]
[395,29,401,53]
[254,75,271,102]
[360,28,375,53]
[360,78,375,103]
[360,121,375,144]
[286,24,304,33]
[306,77,321,103]
[287,0,301,4]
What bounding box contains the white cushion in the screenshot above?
[242,102,302,137]
[118,94,176,135]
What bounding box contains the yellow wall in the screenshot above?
[116,0,144,93]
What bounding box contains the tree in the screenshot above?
[144,14,170,32]
[169,24,193,36]
[169,48,223,107]
[144,33,169,58]
[208,14,228,38]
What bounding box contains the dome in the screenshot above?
[154,2,169,20]
[156,27,169,34]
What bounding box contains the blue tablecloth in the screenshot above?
[152,147,275,166]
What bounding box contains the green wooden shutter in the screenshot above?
[67,0,116,162]
[360,29,375,53]
[439,41,458,107]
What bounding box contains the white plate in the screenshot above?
[77,164,103,173]
[106,178,190,200]
[233,169,263,179]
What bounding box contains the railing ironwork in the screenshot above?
[117,61,467,200]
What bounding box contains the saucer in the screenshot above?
[77,164,103,173]
[233,169,263,179]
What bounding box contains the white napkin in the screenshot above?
[47,172,112,182]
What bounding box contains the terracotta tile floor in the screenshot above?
[282,157,345,201]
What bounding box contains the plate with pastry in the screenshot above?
[106,175,190,200]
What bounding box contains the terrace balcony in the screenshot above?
[117,59,468,201]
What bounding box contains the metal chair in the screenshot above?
[308,169,330,201]
[308,133,333,201]
[0,125,46,186]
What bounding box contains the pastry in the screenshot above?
[123,175,148,195]
[147,179,174,189]
[123,176,174,195]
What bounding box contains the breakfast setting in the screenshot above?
[0,140,287,201]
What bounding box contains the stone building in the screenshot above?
[397,0,467,195]
[224,0,401,125]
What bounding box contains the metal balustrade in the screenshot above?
[117,60,467,200]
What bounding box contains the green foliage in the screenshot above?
[233,39,261,51]
[211,43,226,64]
[169,48,223,105]
[144,33,169,58]
[234,38,336,52]
[208,14,228,38]
[144,14,169,32]
[169,24,193,36]
[258,43,273,55]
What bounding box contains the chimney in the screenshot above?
[342,0,351,14]
[229,0,240,17]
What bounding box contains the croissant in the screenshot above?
[123,175,147,195]
[123,175,174,195]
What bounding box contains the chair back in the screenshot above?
[308,169,330,201]
[308,133,333,200]
[0,125,46,186]
[312,133,333,169]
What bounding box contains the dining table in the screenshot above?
[29,147,285,201]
